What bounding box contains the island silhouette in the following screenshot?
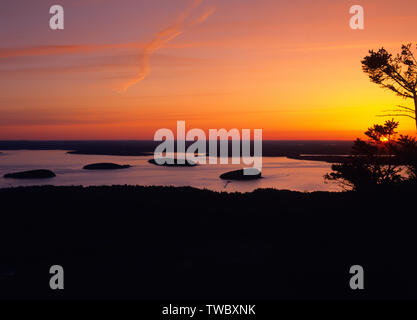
[83,163,131,170]
[3,169,56,179]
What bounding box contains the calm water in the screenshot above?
[0,150,341,192]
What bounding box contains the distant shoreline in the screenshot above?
[0,140,353,161]
[286,154,349,163]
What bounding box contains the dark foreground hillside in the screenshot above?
[0,185,416,299]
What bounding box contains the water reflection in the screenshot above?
[0,150,341,192]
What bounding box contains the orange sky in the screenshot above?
[0,0,416,140]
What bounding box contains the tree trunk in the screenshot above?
[415,94,417,130]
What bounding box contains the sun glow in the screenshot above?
[1,0,417,140]
[380,136,389,142]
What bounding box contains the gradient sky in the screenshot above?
[1,0,417,140]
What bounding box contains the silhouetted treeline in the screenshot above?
[0,185,416,299]
[326,120,417,191]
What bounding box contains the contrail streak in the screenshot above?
[119,0,215,91]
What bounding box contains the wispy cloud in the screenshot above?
[0,1,216,89]
[0,52,211,77]
[0,43,145,59]
[119,0,216,91]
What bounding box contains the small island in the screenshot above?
[83,163,131,170]
[3,169,56,179]
[148,158,197,167]
[220,168,262,180]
